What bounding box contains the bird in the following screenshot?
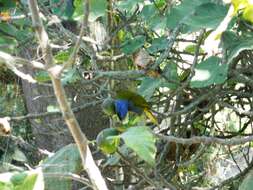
[102,90,158,125]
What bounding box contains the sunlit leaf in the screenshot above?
[96,128,120,154]
[242,5,253,24]
[231,0,249,13]
[120,126,156,166]
[184,44,204,54]
[46,105,60,113]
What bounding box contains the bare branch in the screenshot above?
[157,134,253,146]
[0,51,37,83]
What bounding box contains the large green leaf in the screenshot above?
[221,31,253,64]
[239,169,253,190]
[166,1,227,32]
[89,0,107,22]
[185,3,228,32]
[166,0,210,29]
[140,4,166,32]
[138,63,179,100]
[190,56,228,88]
[42,144,82,190]
[138,77,161,100]
[121,35,146,55]
[120,126,156,166]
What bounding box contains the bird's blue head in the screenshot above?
[114,99,129,120]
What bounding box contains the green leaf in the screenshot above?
[166,0,210,29]
[50,0,74,19]
[61,68,81,85]
[0,181,13,190]
[147,36,168,54]
[89,0,107,22]
[35,71,51,83]
[46,105,60,113]
[0,23,19,38]
[11,172,27,186]
[190,56,228,88]
[162,62,179,90]
[232,0,249,13]
[138,63,178,100]
[10,170,42,190]
[0,35,17,53]
[184,44,204,54]
[12,148,27,163]
[73,0,107,22]
[243,5,253,24]
[96,128,120,154]
[0,170,43,190]
[239,169,253,190]
[54,51,71,64]
[121,35,146,55]
[120,126,156,166]
[138,77,161,100]
[0,0,16,11]
[116,0,144,14]
[14,173,38,190]
[140,4,167,32]
[42,144,82,190]
[185,3,228,32]
[221,31,253,64]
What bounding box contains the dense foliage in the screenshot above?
[1,0,253,189]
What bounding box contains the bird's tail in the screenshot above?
[143,108,158,125]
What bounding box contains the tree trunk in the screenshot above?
[20,51,108,151]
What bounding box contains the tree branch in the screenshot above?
[27,0,108,189]
[157,134,253,146]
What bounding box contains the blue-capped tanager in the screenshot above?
[102,90,158,125]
